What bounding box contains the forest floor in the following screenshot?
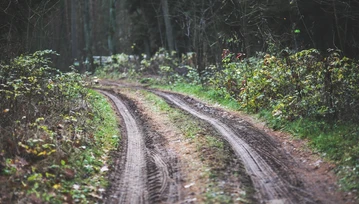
[98,79,357,204]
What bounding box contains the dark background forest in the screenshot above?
[1,0,359,71]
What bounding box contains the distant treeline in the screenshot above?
[1,0,359,70]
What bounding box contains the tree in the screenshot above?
[82,0,94,73]
[108,0,117,55]
[71,0,78,60]
[161,0,174,52]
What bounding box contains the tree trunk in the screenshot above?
[161,0,174,52]
[108,0,117,55]
[332,0,344,51]
[71,0,78,60]
[83,0,94,73]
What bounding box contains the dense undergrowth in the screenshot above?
[0,50,119,203]
[96,48,359,191]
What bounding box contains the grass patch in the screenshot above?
[47,90,121,203]
[259,109,359,190]
[153,82,241,110]
[68,89,120,198]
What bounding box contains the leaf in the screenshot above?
[35,117,45,123]
[89,193,102,199]
[47,149,56,155]
[53,183,61,189]
[37,151,47,156]
[100,166,109,172]
[18,142,29,149]
[27,173,42,181]
[45,172,55,178]
[73,184,80,190]
[63,168,75,179]
[61,160,66,166]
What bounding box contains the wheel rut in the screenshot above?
[153,90,315,204]
[98,90,180,204]
[98,80,355,204]
[99,90,148,203]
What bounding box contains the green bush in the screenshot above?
[208,49,359,122]
[0,50,117,202]
[96,48,201,85]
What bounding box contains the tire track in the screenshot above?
[98,90,148,203]
[98,90,181,203]
[98,80,354,203]
[153,91,316,204]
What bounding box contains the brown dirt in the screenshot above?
[164,91,357,204]
[122,88,257,203]
[98,79,358,204]
[99,90,181,203]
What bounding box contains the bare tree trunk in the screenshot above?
[26,0,32,51]
[108,0,117,55]
[71,0,78,60]
[332,0,344,51]
[161,0,174,52]
[241,1,252,55]
[83,0,94,73]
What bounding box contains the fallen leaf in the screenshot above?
[53,183,61,189]
[63,168,75,179]
[73,184,80,190]
[57,124,64,129]
[184,182,195,188]
[100,166,109,172]
[37,151,47,156]
[89,193,102,199]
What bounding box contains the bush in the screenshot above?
[208,49,359,122]
[0,50,112,202]
[95,48,201,85]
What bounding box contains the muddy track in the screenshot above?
[98,90,180,203]
[152,90,315,204]
[101,81,312,203]
[99,80,356,204]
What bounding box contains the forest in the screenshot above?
[2,0,359,69]
[1,0,359,203]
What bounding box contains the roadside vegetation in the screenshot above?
[0,51,120,203]
[96,47,359,192]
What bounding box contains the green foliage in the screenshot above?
[259,109,359,190]
[152,48,359,191]
[209,49,359,122]
[0,51,119,203]
[96,48,201,85]
[94,53,139,79]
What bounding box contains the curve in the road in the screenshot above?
[98,90,148,203]
[154,91,313,204]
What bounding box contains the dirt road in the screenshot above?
[98,81,356,204]
[99,90,180,203]
[154,91,304,203]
